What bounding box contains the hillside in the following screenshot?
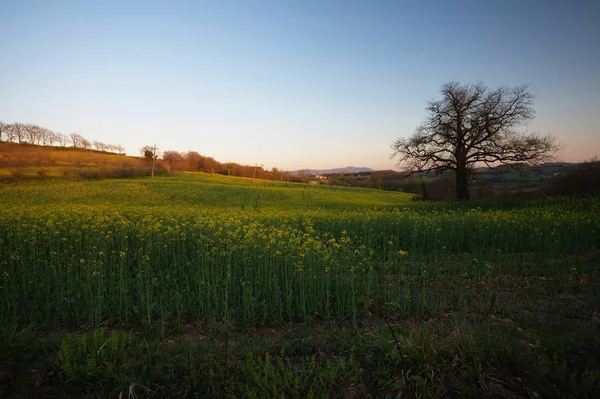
[0,141,154,180]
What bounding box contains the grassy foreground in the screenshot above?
[1,173,599,397]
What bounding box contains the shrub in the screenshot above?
[9,168,24,181]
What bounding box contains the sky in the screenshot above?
[1,0,599,171]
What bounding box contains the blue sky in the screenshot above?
[1,0,598,170]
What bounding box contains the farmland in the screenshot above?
[1,173,599,397]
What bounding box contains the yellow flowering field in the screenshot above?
[0,173,598,328]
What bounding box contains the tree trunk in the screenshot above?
[456,164,470,200]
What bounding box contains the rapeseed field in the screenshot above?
[1,173,597,328]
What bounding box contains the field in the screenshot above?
[1,172,599,398]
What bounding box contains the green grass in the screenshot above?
[0,172,599,397]
[1,171,414,208]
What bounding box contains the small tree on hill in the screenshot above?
[70,133,86,148]
[56,132,69,147]
[391,81,560,200]
[10,123,26,143]
[140,145,158,163]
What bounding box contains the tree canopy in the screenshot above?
[391,81,560,200]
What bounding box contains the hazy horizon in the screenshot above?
[1,1,598,171]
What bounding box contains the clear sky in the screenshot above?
[1,0,598,170]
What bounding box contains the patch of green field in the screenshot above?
[1,171,415,209]
[0,174,599,397]
[1,174,598,327]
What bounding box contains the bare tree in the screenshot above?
[40,128,55,146]
[93,141,104,151]
[24,124,41,144]
[51,130,60,146]
[70,133,85,148]
[107,143,121,153]
[4,124,15,142]
[391,81,560,200]
[162,150,184,170]
[10,123,27,144]
[56,132,69,147]
[24,124,36,144]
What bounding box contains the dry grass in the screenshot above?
[0,142,158,180]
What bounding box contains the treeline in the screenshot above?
[1,120,306,182]
[0,121,124,154]
[160,150,299,181]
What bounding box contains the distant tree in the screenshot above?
[298,169,309,183]
[41,128,55,146]
[369,172,381,189]
[10,123,26,143]
[56,132,69,147]
[70,133,85,148]
[24,124,41,144]
[93,141,107,151]
[162,150,184,170]
[4,124,16,142]
[221,162,234,176]
[140,145,158,163]
[115,144,125,154]
[271,167,283,181]
[391,81,560,200]
[198,155,221,173]
[183,151,202,170]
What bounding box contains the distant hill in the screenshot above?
[292,166,374,175]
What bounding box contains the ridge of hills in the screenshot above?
[291,166,374,175]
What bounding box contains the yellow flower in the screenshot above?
[398,250,408,256]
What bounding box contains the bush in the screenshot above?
[9,168,24,181]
